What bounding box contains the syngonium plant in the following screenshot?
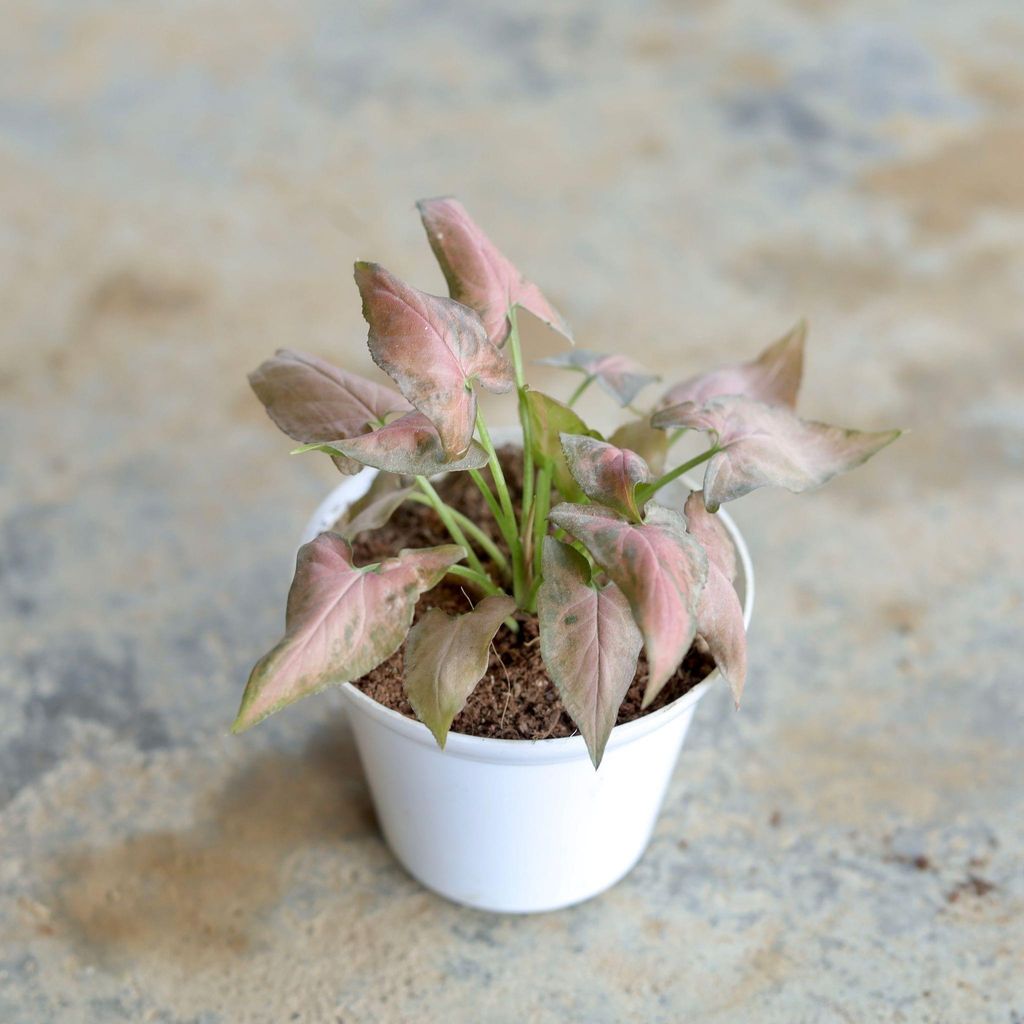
[233,197,900,767]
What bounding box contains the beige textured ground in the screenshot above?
[1,1,1022,1021]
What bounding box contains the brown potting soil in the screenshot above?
[349,446,717,742]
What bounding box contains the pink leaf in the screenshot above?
[417,196,572,347]
[404,595,517,748]
[233,537,464,731]
[549,502,708,707]
[354,261,513,460]
[538,538,643,767]
[249,349,411,474]
[682,489,738,583]
[683,492,746,704]
[560,434,652,521]
[298,411,490,477]
[539,350,659,407]
[658,321,806,410]
[652,395,900,511]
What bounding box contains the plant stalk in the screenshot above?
[444,563,505,599]
[468,467,506,527]
[474,408,528,606]
[506,306,535,525]
[406,492,510,579]
[567,374,595,407]
[635,446,720,504]
[414,477,489,580]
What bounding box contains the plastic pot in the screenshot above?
[301,460,754,914]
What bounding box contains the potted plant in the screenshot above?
[233,197,899,913]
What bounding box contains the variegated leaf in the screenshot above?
[609,418,670,474]
[560,434,652,521]
[249,348,411,473]
[233,537,464,732]
[297,411,489,477]
[405,595,517,747]
[549,502,708,707]
[652,395,900,512]
[659,321,806,411]
[683,491,746,704]
[538,538,642,767]
[417,196,572,347]
[524,390,601,502]
[682,489,737,583]
[354,261,514,460]
[539,350,659,407]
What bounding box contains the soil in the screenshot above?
[349,446,717,742]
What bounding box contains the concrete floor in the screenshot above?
[2,1,1022,1020]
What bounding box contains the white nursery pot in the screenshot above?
[301,459,754,915]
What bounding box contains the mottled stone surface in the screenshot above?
[2,1,1022,1020]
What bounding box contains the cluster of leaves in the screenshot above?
[234,197,899,767]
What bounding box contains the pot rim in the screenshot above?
[305,461,755,766]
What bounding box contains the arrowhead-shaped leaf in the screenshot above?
[682,489,738,583]
[417,196,572,347]
[233,537,464,732]
[249,349,411,473]
[658,321,806,411]
[523,390,602,502]
[332,472,414,541]
[549,502,708,707]
[539,350,660,407]
[298,412,490,477]
[652,395,900,512]
[354,261,514,460]
[683,491,746,705]
[404,594,517,747]
[560,434,652,521]
[538,538,643,767]
[609,419,670,474]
